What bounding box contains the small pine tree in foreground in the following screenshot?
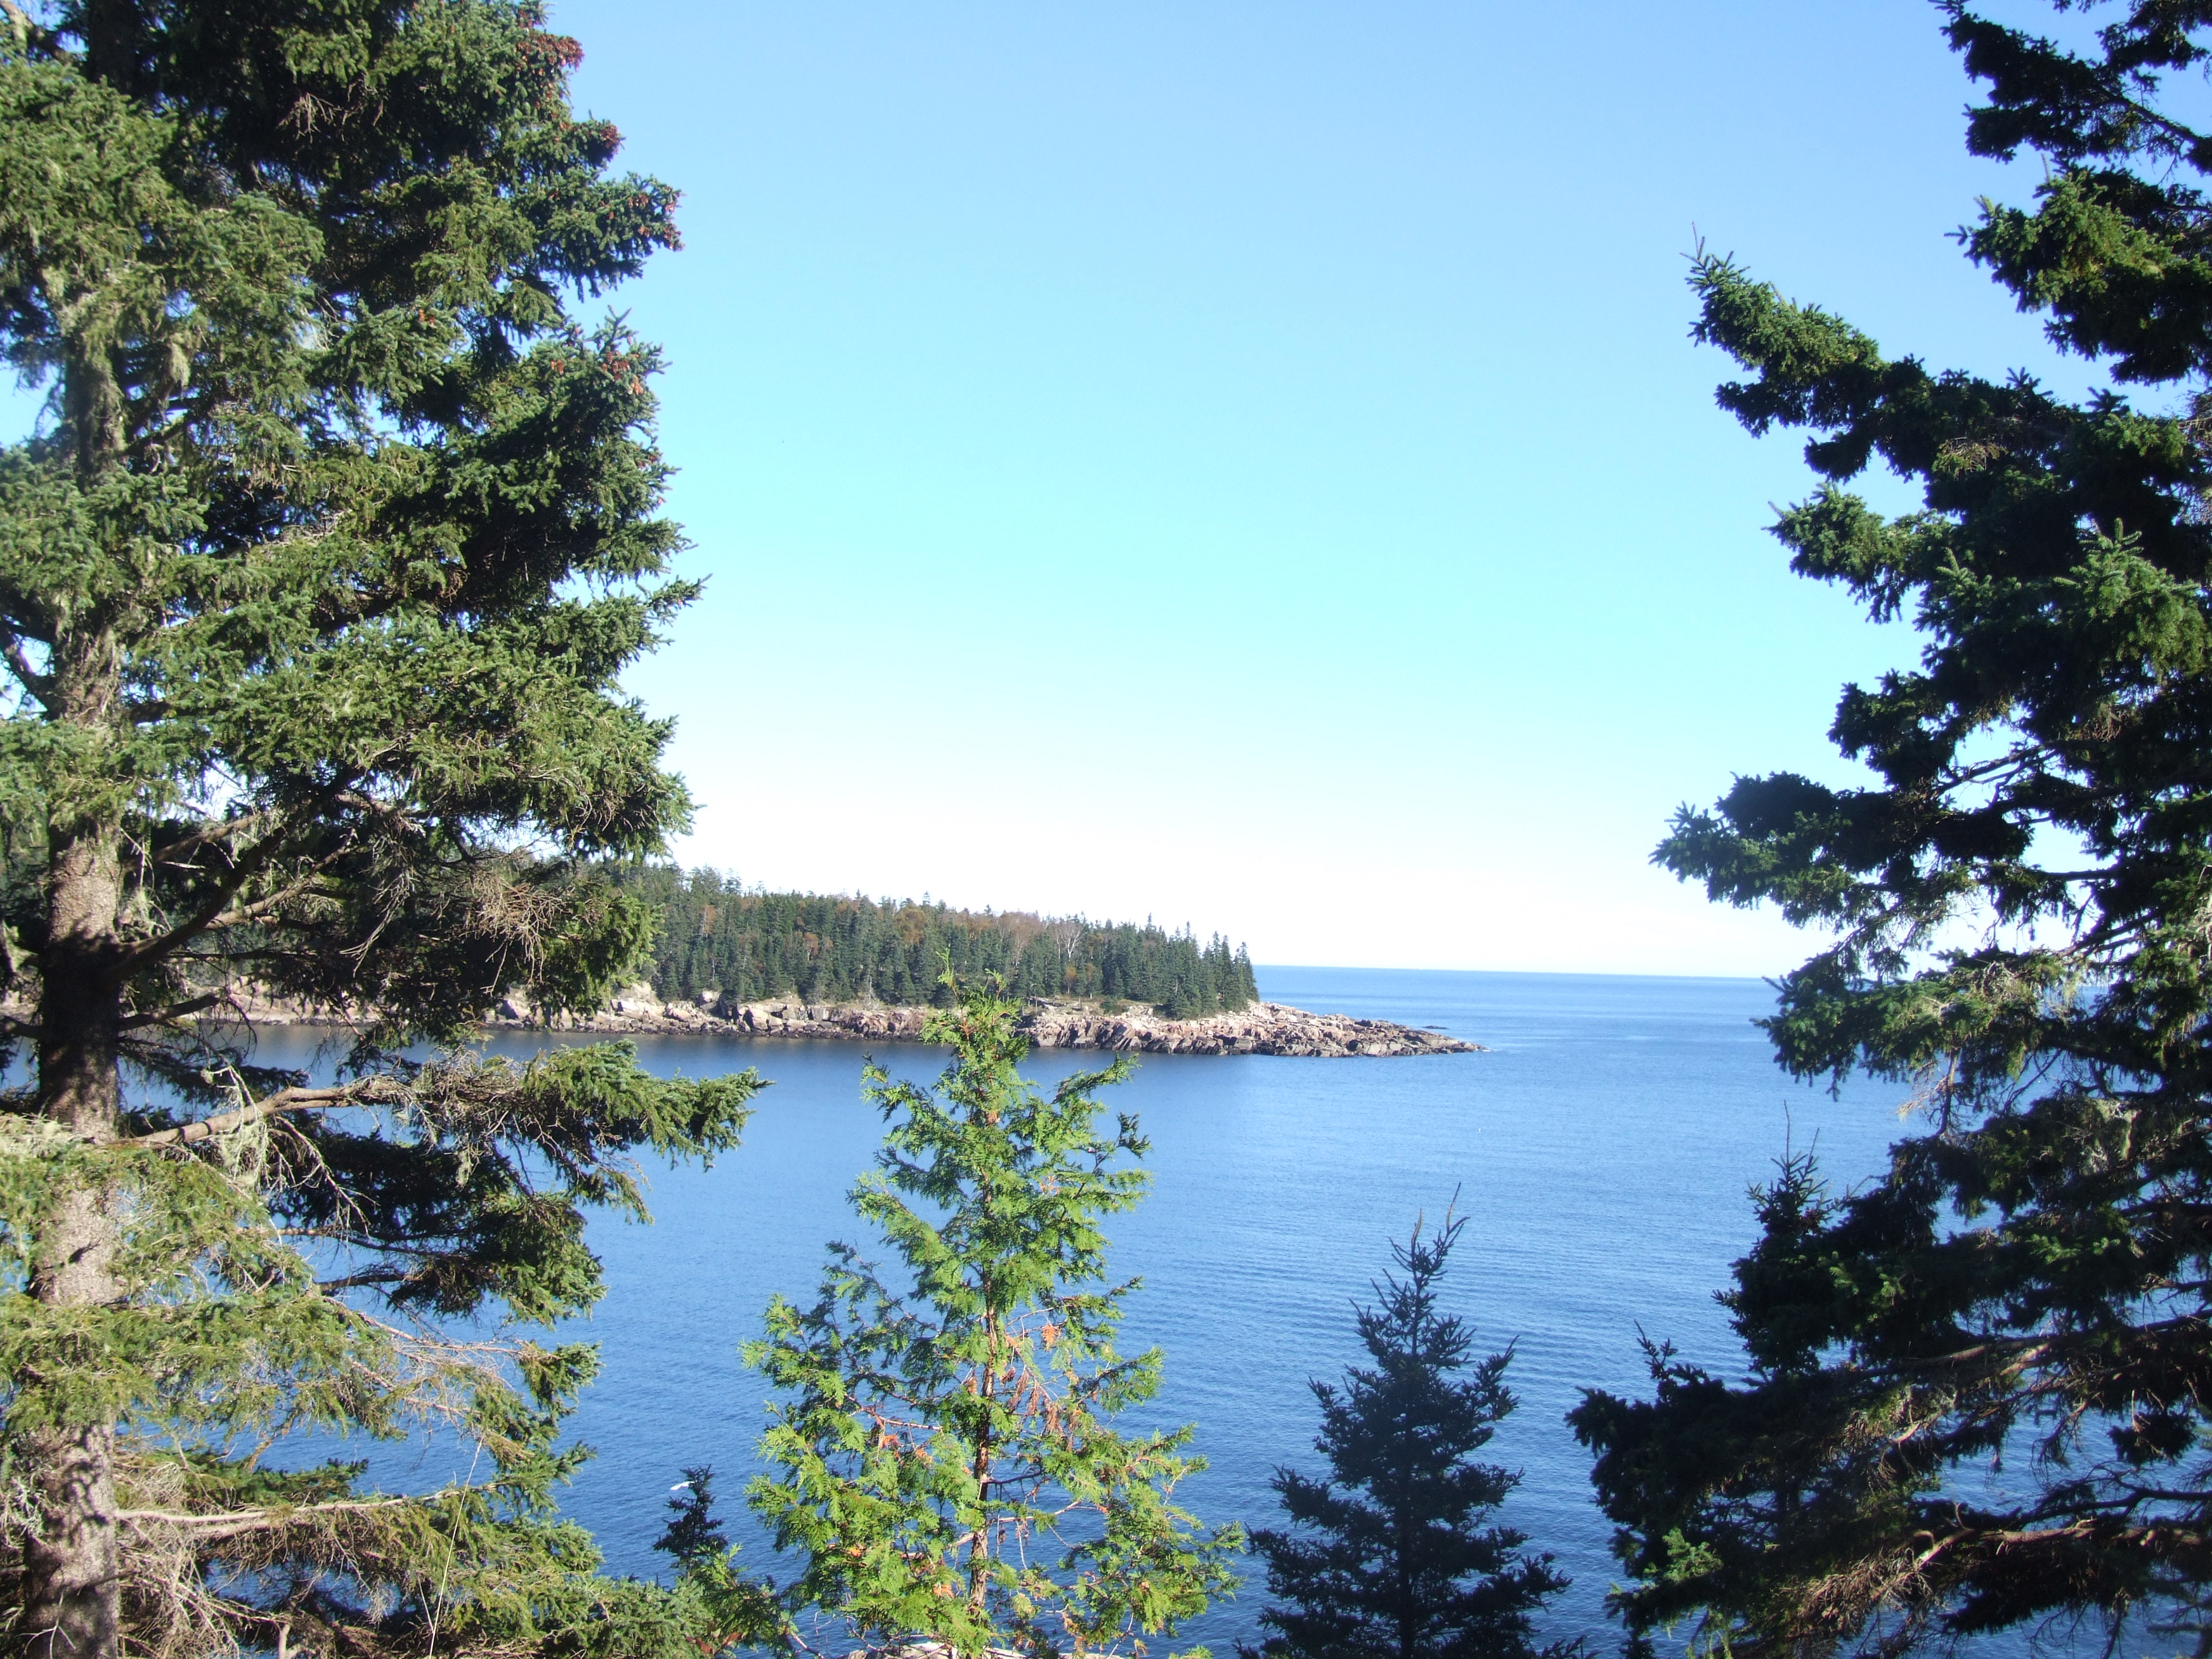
[738,980,1242,1659]
[1247,1209,1575,1659]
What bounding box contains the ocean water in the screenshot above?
[432,966,1915,1655]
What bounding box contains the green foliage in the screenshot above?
[2,1050,764,1658]
[741,982,1242,1659]
[1246,1211,1573,1659]
[1572,4,2212,1655]
[616,865,1261,1016]
[0,0,765,1651]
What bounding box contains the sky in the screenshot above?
[6,1,2111,975]
[547,0,2104,979]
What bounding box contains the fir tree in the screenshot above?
[745,980,1242,1659]
[655,1467,784,1656]
[1572,3,2212,1653]
[1247,1209,1571,1659]
[1233,945,1259,1009]
[657,1466,731,1572]
[0,1,761,1653]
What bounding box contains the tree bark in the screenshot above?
[18,39,136,1629]
[21,817,126,1658]
[21,325,129,1653]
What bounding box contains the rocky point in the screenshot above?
[522,988,1480,1058]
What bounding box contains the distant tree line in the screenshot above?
[612,866,1260,1017]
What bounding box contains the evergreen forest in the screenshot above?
[615,865,1261,1017]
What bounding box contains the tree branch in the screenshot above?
[0,635,52,704]
[152,806,286,866]
[117,1493,422,1544]
[117,779,359,980]
[116,992,221,1032]
[0,0,64,58]
[124,1076,406,1149]
[190,873,341,937]
[315,1269,408,1295]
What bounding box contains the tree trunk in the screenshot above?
[18,82,135,1642]
[21,641,127,1656]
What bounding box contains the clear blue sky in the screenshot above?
[9,1,2103,973]
[558,0,2100,975]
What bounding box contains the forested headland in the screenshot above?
[613,866,1261,1018]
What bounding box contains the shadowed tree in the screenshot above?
[1247,1208,1574,1659]
[654,1466,785,1657]
[1573,3,2212,1655]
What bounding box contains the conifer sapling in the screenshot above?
[741,980,1242,1659]
[656,1466,786,1655]
[1248,1207,1574,1659]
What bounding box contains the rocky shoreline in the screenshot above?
[514,988,1479,1058]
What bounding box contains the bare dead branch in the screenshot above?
[0,0,63,56]
[124,1077,407,1149]
[0,635,52,703]
[116,993,223,1032]
[117,1493,420,1544]
[190,874,342,937]
[152,806,287,866]
[117,776,361,981]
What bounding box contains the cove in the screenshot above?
[519,965,1910,1654]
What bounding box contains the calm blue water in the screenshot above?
[439,966,1911,1654]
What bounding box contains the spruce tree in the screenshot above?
[654,1467,784,1656]
[1247,1210,1571,1659]
[743,982,1241,1659]
[1572,3,2212,1653]
[0,1,760,1653]
[1233,946,1258,1010]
